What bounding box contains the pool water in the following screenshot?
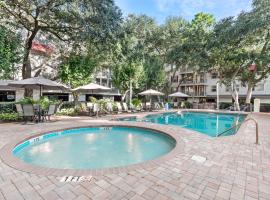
[119,112,246,137]
[13,127,175,169]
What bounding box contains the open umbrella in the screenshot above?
[8,76,69,121]
[72,83,111,101]
[72,83,110,92]
[139,89,164,110]
[169,92,189,97]
[138,89,164,96]
[8,76,69,98]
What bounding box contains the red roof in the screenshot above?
[31,42,53,55]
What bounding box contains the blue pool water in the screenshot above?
[13,127,175,169]
[119,112,246,137]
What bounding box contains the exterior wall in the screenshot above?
[167,65,270,104]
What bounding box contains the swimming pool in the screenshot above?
[118,112,246,137]
[13,127,176,169]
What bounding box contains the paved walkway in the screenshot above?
[0,112,270,200]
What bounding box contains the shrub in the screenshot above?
[0,103,16,113]
[89,97,97,103]
[38,97,60,110]
[181,101,192,108]
[219,102,232,110]
[132,98,141,108]
[56,108,78,116]
[17,97,36,104]
[60,101,75,109]
[0,112,19,121]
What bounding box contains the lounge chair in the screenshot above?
[159,102,165,110]
[22,104,37,122]
[122,102,131,113]
[154,102,161,110]
[116,102,122,113]
[44,104,57,121]
[130,103,138,112]
[145,102,151,111]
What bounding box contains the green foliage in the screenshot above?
[0,0,122,80]
[17,97,36,105]
[38,97,59,110]
[57,108,78,116]
[0,112,19,121]
[0,25,21,79]
[0,103,15,113]
[88,97,98,103]
[59,54,97,88]
[131,98,142,107]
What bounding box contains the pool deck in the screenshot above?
[0,110,270,200]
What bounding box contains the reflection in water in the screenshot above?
[30,142,52,155]
[86,134,97,143]
[120,112,246,137]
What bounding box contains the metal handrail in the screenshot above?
[217,117,259,144]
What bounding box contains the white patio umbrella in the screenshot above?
[72,83,111,92]
[72,83,111,101]
[139,89,164,110]
[169,92,189,97]
[138,89,164,96]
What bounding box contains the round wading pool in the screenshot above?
[12,126,176,170]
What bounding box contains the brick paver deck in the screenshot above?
[0,111,270,200]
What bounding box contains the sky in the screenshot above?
[115,0,252,23]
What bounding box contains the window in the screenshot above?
[226,87,230,92]
[255,83,264,91]
[211,85,217,92]
[211,73,218,79]
[0,91,16,102]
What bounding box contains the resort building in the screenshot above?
[167,65,270,105]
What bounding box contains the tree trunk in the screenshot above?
[121,89,130,102]
[129,80,133,106]
[245,83,253,104]
[234,91,240,111]
[231,82,240,111]
[22,29,39,97]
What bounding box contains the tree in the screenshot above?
[0,0,122,83]
[238,0,270,104]
[0,25,22,79]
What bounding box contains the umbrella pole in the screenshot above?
[150,96,152,111]
[39,85,41,122]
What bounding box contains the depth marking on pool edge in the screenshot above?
[59,176,92,182]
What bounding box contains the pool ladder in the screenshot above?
[217,117,259,144]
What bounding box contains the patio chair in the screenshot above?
[159,102,165,110]
[86,102,93,115]
[116,102,123,113]
[15,104,23,118]
[22,104,37,122]
[44,104,57,121]
[154,102,161,110]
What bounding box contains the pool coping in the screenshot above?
[0,122,185,177]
